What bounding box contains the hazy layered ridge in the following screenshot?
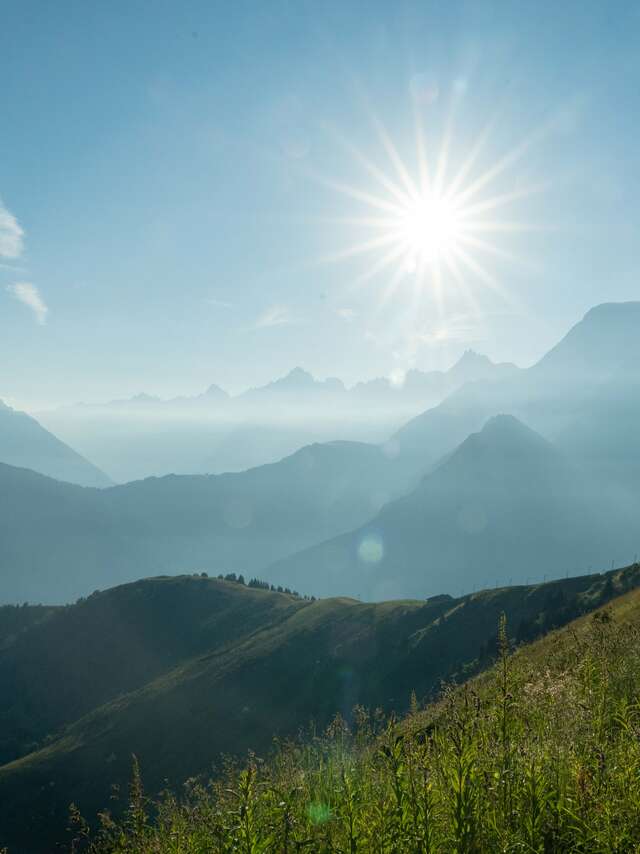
[0,401,111,488]
[36,351,517,482]
[0,440,409,604]
[2,302,639,604]
[269,415,639,599]
[1,565,637,852]
[392,301,640,469]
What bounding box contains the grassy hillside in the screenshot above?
[0,604,57,648]
[0,576,305,766]
[1,564,639,852]
[76,577,640,853]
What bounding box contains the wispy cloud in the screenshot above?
[206,297,233,309]
[336,307,357,321]
[364,313,485,370]
[390,322,482,364]
[254,304,296,329]
[7,282,48,325]
[0,201,24,259]
[413,322,481,347]
[1,203,47,325]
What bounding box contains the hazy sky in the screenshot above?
[1,1,639,408]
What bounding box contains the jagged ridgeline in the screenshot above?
[73,577,640,852]
[1,563,639,852]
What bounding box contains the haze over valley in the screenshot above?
[32,349,517,482]
[2,303,639,606]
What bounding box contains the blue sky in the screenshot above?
[1,0,639,407]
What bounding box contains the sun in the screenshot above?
[310,98,543,311]
[397,193,463,268]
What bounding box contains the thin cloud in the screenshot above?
[336,307,357,321]
[394,321,484,364]
[417,323,481,346]
[254,304,296,329]
[206,297,234,309]
[7,282,48,325]
[0,201,24,259]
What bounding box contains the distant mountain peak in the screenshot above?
[480,413,537,440]
[431,414,553,476]
[282,367,314,384]
[257,367,345,394]
[453,349,492,368]
[201,383,228,398]
[444,350,519,389]
[456,414,554,461]
[533,300,640,380]
[582,300,640,323]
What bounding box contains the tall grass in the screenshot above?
[74,605,640,853]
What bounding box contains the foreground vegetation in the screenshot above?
[73,586,640,853]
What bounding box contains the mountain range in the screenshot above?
[66,349,519,414]
[1,302,639,605]
[33,351,518,482]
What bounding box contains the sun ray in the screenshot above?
[430,255,446,322]
[444,121,495,201]
[441,250,483,319]
[317,214,404,229]
[412,99,432,195]
[457,233,527,268]
[346,243,410,293]
[453,120,552,207]
[433,99,459,198]
[369,112,420,201]
[318,232,402,265]
[462,219,549,233]
[301,165,408,217]
[322,123,414,208]
[452,244,520,308]
[457,182,549,219]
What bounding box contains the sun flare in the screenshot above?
[315,99,543,313]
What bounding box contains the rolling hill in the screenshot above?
[65,571,640,854]
[0,564,638,852]
[0,400,111,487]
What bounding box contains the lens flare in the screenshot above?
[358,534,384,564]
